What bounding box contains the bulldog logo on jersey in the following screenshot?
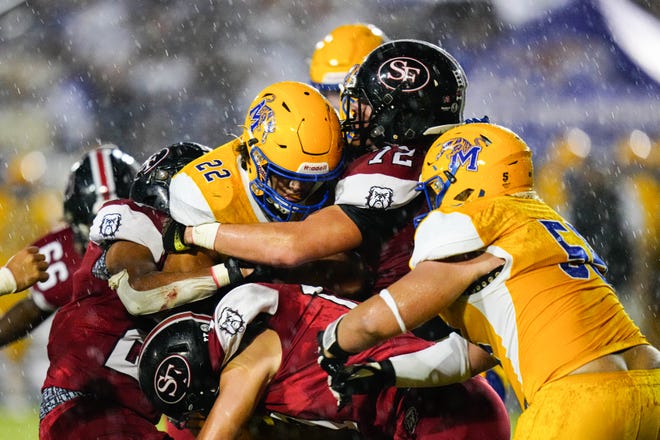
[366,186,394,209]
[217,306,246,336]
[248,95,276,145]
[99,213,122,237]
[154,354,191,405]
[378,57,430,92]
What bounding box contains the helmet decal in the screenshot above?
[377,57,430,92]
[248,95,276,145]
[89,148,116,203]
[154,354,191,405]
[139,147,171,175]
[444,136,489,172]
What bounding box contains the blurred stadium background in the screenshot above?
[0,0,658,438]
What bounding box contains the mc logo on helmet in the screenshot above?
[378,57,429,92]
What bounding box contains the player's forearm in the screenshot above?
[0,298,50,346]
[186,222,324,267]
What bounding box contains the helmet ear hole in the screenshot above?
[454,189,473,202]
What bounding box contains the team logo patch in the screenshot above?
[154,354,191,405]
[403,406,419,435]
[378,57,429,92]
[248,96,276,145]
[366,186,394,209]
[99,213,122,237]
[217,307,246,336]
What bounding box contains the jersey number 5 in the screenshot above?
[539,219,607,281]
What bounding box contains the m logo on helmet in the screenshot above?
[444,137,482,172]
[155,354,191,404]
[378,57,429,92]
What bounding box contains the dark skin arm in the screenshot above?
[185,205,363,267]
[0,297,51,347]
[104,240,221,291]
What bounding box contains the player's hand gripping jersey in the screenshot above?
[411,195,649,407]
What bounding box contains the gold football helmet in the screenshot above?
[418,123,534,212]
[243,81,344,221]
[309,23,387,93]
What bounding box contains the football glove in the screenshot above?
[328,360,395,398]
[162,219,190,252]
[224,258,273,284]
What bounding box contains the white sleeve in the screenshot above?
[211,283,280,368]
[410,210,484,268]
[169,173,217,226]
[90,203,164,262]
[389,332,471,387]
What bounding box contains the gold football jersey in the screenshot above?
[169,138,267,226]
[411,195,648,407]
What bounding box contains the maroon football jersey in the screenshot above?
[208,283,510,439]
[42,199,169,429]
[29,226,83,310]
[335,144,426,294]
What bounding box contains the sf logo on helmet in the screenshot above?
[378,57,429,92]
[155,355,191,404]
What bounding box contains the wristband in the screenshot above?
[379,289,407,333]
[321,316,351,360]
[210,264,231,288]
[0,267,18,295]
[190,223,220,250]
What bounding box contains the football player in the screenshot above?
[39,143,213,440]
[309,23,388,109]
[162,40,509,436]
[318,122,660,440]
[0,145,138,347]
[43,82,347,439]
[138,283,510,440]
[164,40,469,303]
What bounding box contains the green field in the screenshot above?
[0,407,39,439]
